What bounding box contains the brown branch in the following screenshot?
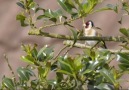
[63,40,129,54]
[29,30,127,42]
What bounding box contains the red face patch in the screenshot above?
[85,22,89,28]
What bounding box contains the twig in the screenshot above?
[53,45,68,60]
[39,15,81,30]
[63,46,73,56]
[4,54,17,87]
[63,40,129,54]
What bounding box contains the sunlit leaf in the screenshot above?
[16,14,28,27]
[119,28,129,37]
[70,29,77,46]
[96,83,114,90]
[28,2,37,10]
[118,53,129,70]
[122,2,129,13]
[2,78,15,90]
[38,62,51,79]
[21,55,35,64]
[56,72,63,83]
[37,46,54,61]
[93,4,118,13]
[17,67,35,82]
[57,70,73,76]
[35,7,45,13]
[57,0,74,14]
[31,79,39,89]
[100,68,116,85]
[16,2,25,9]
[59,60,73,74]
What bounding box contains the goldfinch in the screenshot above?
[83,20,107,49]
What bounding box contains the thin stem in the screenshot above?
[25,0,34,28]
[4,54,17,89]
[63,46,73,56]
[39,16,81,30]
[53,45,68,60]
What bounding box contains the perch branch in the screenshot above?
[29,30,127,42]
[63,40,129,54]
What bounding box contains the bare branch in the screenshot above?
[63,40,129,54]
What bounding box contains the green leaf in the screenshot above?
[31,45,38,59]
[57,0,74,14]
[118,53,129,70]
[28,2,37,10]
[31,79,39,89]
[83,0,99,14]
[2,78,15,90]
[82,69,92,75]
[88,61,100,70]
[38,66,45,79]
[21,55,35,64]
[57,69,73,76]
[93,4,118,13]
[118,53,129,63]
[37,46,54,61]
[44,9,55,18]
[118,64,127,70]
[65,0,76,9]
[96,83,114,90]
[37,9,61,22]
[21,44,31,53]
[90,50,96,60]
[16,14,28,27]
[73,56,82,72]
[122,2,129,14]
[57,0,68,11]
[38,62,51,79]
[70,29,77,46]
[35,7,45,13]
[37,15,45,20]
[17,67,34,82]
[119,28,129,37]
[58,58,74,75]
[16,2,25,9]
[49,17,57,22]
[82,3,91,14]
[71,13,79,19]
[100,68,116,85]
[107,4,118,13]
[56,72,63,83]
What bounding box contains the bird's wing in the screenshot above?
[95,30,102,37]
[95,27,102,30]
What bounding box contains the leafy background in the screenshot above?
[0,0,129,89]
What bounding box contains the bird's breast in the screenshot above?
[84,29,96,36]
[84,28,97,46]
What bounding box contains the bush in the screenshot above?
[1,0,129,90]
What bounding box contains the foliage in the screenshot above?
[1,0,129,90]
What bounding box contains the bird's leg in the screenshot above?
[102,41,107,49]
[90,41,100,50]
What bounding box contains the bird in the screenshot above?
[83,20,107,49]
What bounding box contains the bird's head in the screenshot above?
[83,20,94,29]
